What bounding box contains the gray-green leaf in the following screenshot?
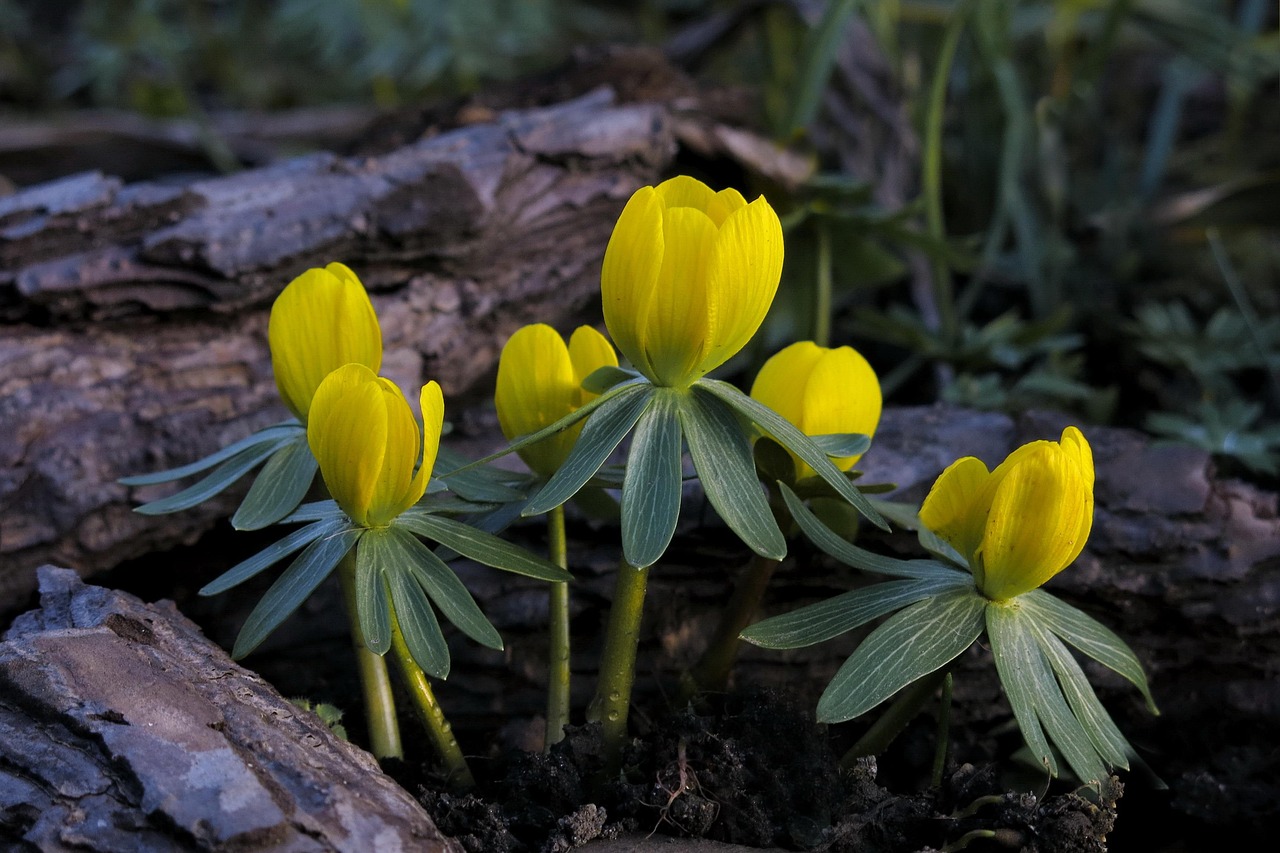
[119,422,301,486]
[386,526,503,651]
[987,602,1058,778]
[134,436,293,515]
[232,435,319,530]
[396,510,571,582]
[622,389,684,569]
[200,518,348,596]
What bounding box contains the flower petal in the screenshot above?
[307,363,387,525]
[417,380,444,495]
[698,195,784,378]
[979,444,1091,600]
[601,187,664,381]
[568,325,619,394]
[268,266,382,422]
[367,377,421,526]
[644,206,718,386]
[800,346,882,471]
[919,455,992,562]
[495,324,579,475]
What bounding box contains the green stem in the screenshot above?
[587,561,650,772]
[814,219,833,347]
[683,553,781,699]
[545,505,571,750]
[337,552,403,760]
[388,608,476,790]
[931,672,953,787]
[841,670,946,768]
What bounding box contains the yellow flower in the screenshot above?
[601,175,784,387]
[307,363,442,528]
[918,426,1095,601]
[269,263,382,422]
[750,341,882,480]
[495,324,618,477]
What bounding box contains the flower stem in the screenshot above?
[841,670,947,768]
[931,672,954,787]
[337,552,402,760]
[586,560,650,772]
[682,552,781,699]
[545,504,571,750]
[388,607,476,790]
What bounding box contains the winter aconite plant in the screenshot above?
[742,427,1157,789]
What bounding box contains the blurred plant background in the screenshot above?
[1,0,1276,480]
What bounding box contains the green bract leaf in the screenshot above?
[621,388,684,569]
[1020,590,1158,713]
[355,534,392,655]
[385,556,450,679]
[232,435,319,530]
[282,499,344,524]
[809,432,872,459]
[581,365,638,394]
[396,510,571,582]
[987,602,1058,778]
[781,484,964,580]
[523,383,653,516]
[434,446,525,503]
[817,587,986,723]
[700,379,888,531]
[438,379,647,478]
[118,422,301,486]
[1029,621,1132,770]
[682,387,786,561]
[134,437,293,515]
[742,575,973,650]
[231,528,362,659]
[385,526,503,651]
[200,518,348,596]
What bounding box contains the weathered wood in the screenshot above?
[0,565,461,852]
[0,87,679,606]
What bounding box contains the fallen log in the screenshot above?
[0,565,460,852]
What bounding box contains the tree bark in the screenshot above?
[0,565,461,852]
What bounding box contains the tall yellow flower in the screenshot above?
[601,175,784,387]
[269,263,382,422]
[919,426,1095,601]
[495,324,618,477]
[307,363,442,528]
[750,341,882,480]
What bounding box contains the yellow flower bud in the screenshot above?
[307,363,441,528]
[268,263,382,422]
[750,341,882,481]
[494,324,617,477]
[919,426,1095,601]
[601,175,784,387]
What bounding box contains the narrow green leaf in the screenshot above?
[581,365,638,394]
[281,499,343,524]
[781,484,964,580]
[434,446,525,503]
[622,389,684,569]
[396,511,571,582]
[231,436,319,530]
[682,388,785,560]
[200,518,346,596]
[355,531,394,655]
[384,554,451,679]
[817,587,986,723]
[134,437,292,515]
[1028,621,1132,770]
[785,0,859,134]
[742,575,973,650]
[987,602,1058,778]
[231,528,361,659]
[700,379,888,530]
[387,526,503,651]
[810,432,872,458]
[1018,614,1110,788]
[523,384,653,516]
[437,379,648,478]
[118,422,301,486]
[1021,590,1158,713]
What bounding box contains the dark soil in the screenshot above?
[399,689,1121,853]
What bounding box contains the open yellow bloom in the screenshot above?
[601,175,784,387]
[750,341,882,480]
[919,426,1095,601]
[495,324,618,477]
[307,363,442,528]
[269,263,382,422]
